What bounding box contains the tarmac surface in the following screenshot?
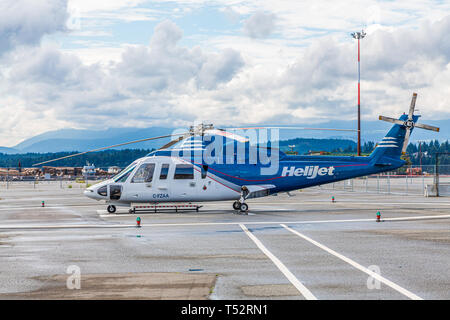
[0,181,449,300]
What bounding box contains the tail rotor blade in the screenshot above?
[32,133,188,166]
[408,93,417,120]
[402,128,412,154]
[414,122,440,132]
[379,116,404,126]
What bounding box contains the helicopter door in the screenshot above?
[127,163,156,202]
[172,164,197,200]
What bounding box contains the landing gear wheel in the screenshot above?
[233,201,241,210]
[240,203,248,212]
[107,205,116,213]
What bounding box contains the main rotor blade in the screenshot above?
[378,116,404,126]
[224,126,358,132]
[414,122,440,132]
[204,129,249,142]
[408,93,417,120]
[33,133,188,166]
[158,135,187,150]
[402,128,412,154]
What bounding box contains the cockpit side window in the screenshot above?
[131,163,155,183]
[97,185,107,196]
[174,164,194,179]
[112,161,138,182]
[116,168,134,183]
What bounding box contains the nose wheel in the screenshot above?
[107,205,116,213]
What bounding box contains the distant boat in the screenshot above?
[82,163,96,179]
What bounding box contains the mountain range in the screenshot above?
[0,119,448,154]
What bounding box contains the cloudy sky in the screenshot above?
[0,0,449,146]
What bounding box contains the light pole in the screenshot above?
[351,29,366,156]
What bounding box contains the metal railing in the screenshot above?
[315,165,450,196]
[1,165,449,195]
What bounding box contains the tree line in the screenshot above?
[0,140,449,168]
[0,149,154,169]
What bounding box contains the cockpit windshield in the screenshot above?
[112,161,138,182]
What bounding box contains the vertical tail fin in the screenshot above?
[371,93,439,163]
[370,114,417,162]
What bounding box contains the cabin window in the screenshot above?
[159,164,170,180]
[174,164,194,179]
[131,163,155,183]
[97,185,107,196]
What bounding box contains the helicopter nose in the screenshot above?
[84,187,96,199]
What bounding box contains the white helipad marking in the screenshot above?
[0,205,103,212]
[0,224,135,229]
[99,214,450,226]
[281,224,423,300]
[239,224,317,300]
[1,214,449,230]
[249,201,450,206]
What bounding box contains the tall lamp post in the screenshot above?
[351,29,366,156]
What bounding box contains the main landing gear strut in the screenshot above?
[233,186,249,213]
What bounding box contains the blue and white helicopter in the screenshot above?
[35,93,439,213]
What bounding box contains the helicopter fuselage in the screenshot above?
[84,150,404,208]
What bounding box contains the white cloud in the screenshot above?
[0,20,246,144]
[116,20,244,92]
[243,11,276,38]
[1,0,450,146]
[0,0,69,54]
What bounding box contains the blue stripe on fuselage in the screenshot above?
[184,154,404,194]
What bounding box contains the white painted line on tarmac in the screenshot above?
[249,201,450,206]
[99,214,450,226]
[0,224,135,229]
[1,214,449,230]
[281,224,423,300]
[0,205,103,211]
[239,223,317,300]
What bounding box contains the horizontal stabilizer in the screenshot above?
[243,184,276,199]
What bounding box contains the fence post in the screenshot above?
[422,172,425,194]
[387,173,390,194]
[435,153,439,197]
[405,172,408,195]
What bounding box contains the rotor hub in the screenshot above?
[189,123,214,136]
[404,120,414,129]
